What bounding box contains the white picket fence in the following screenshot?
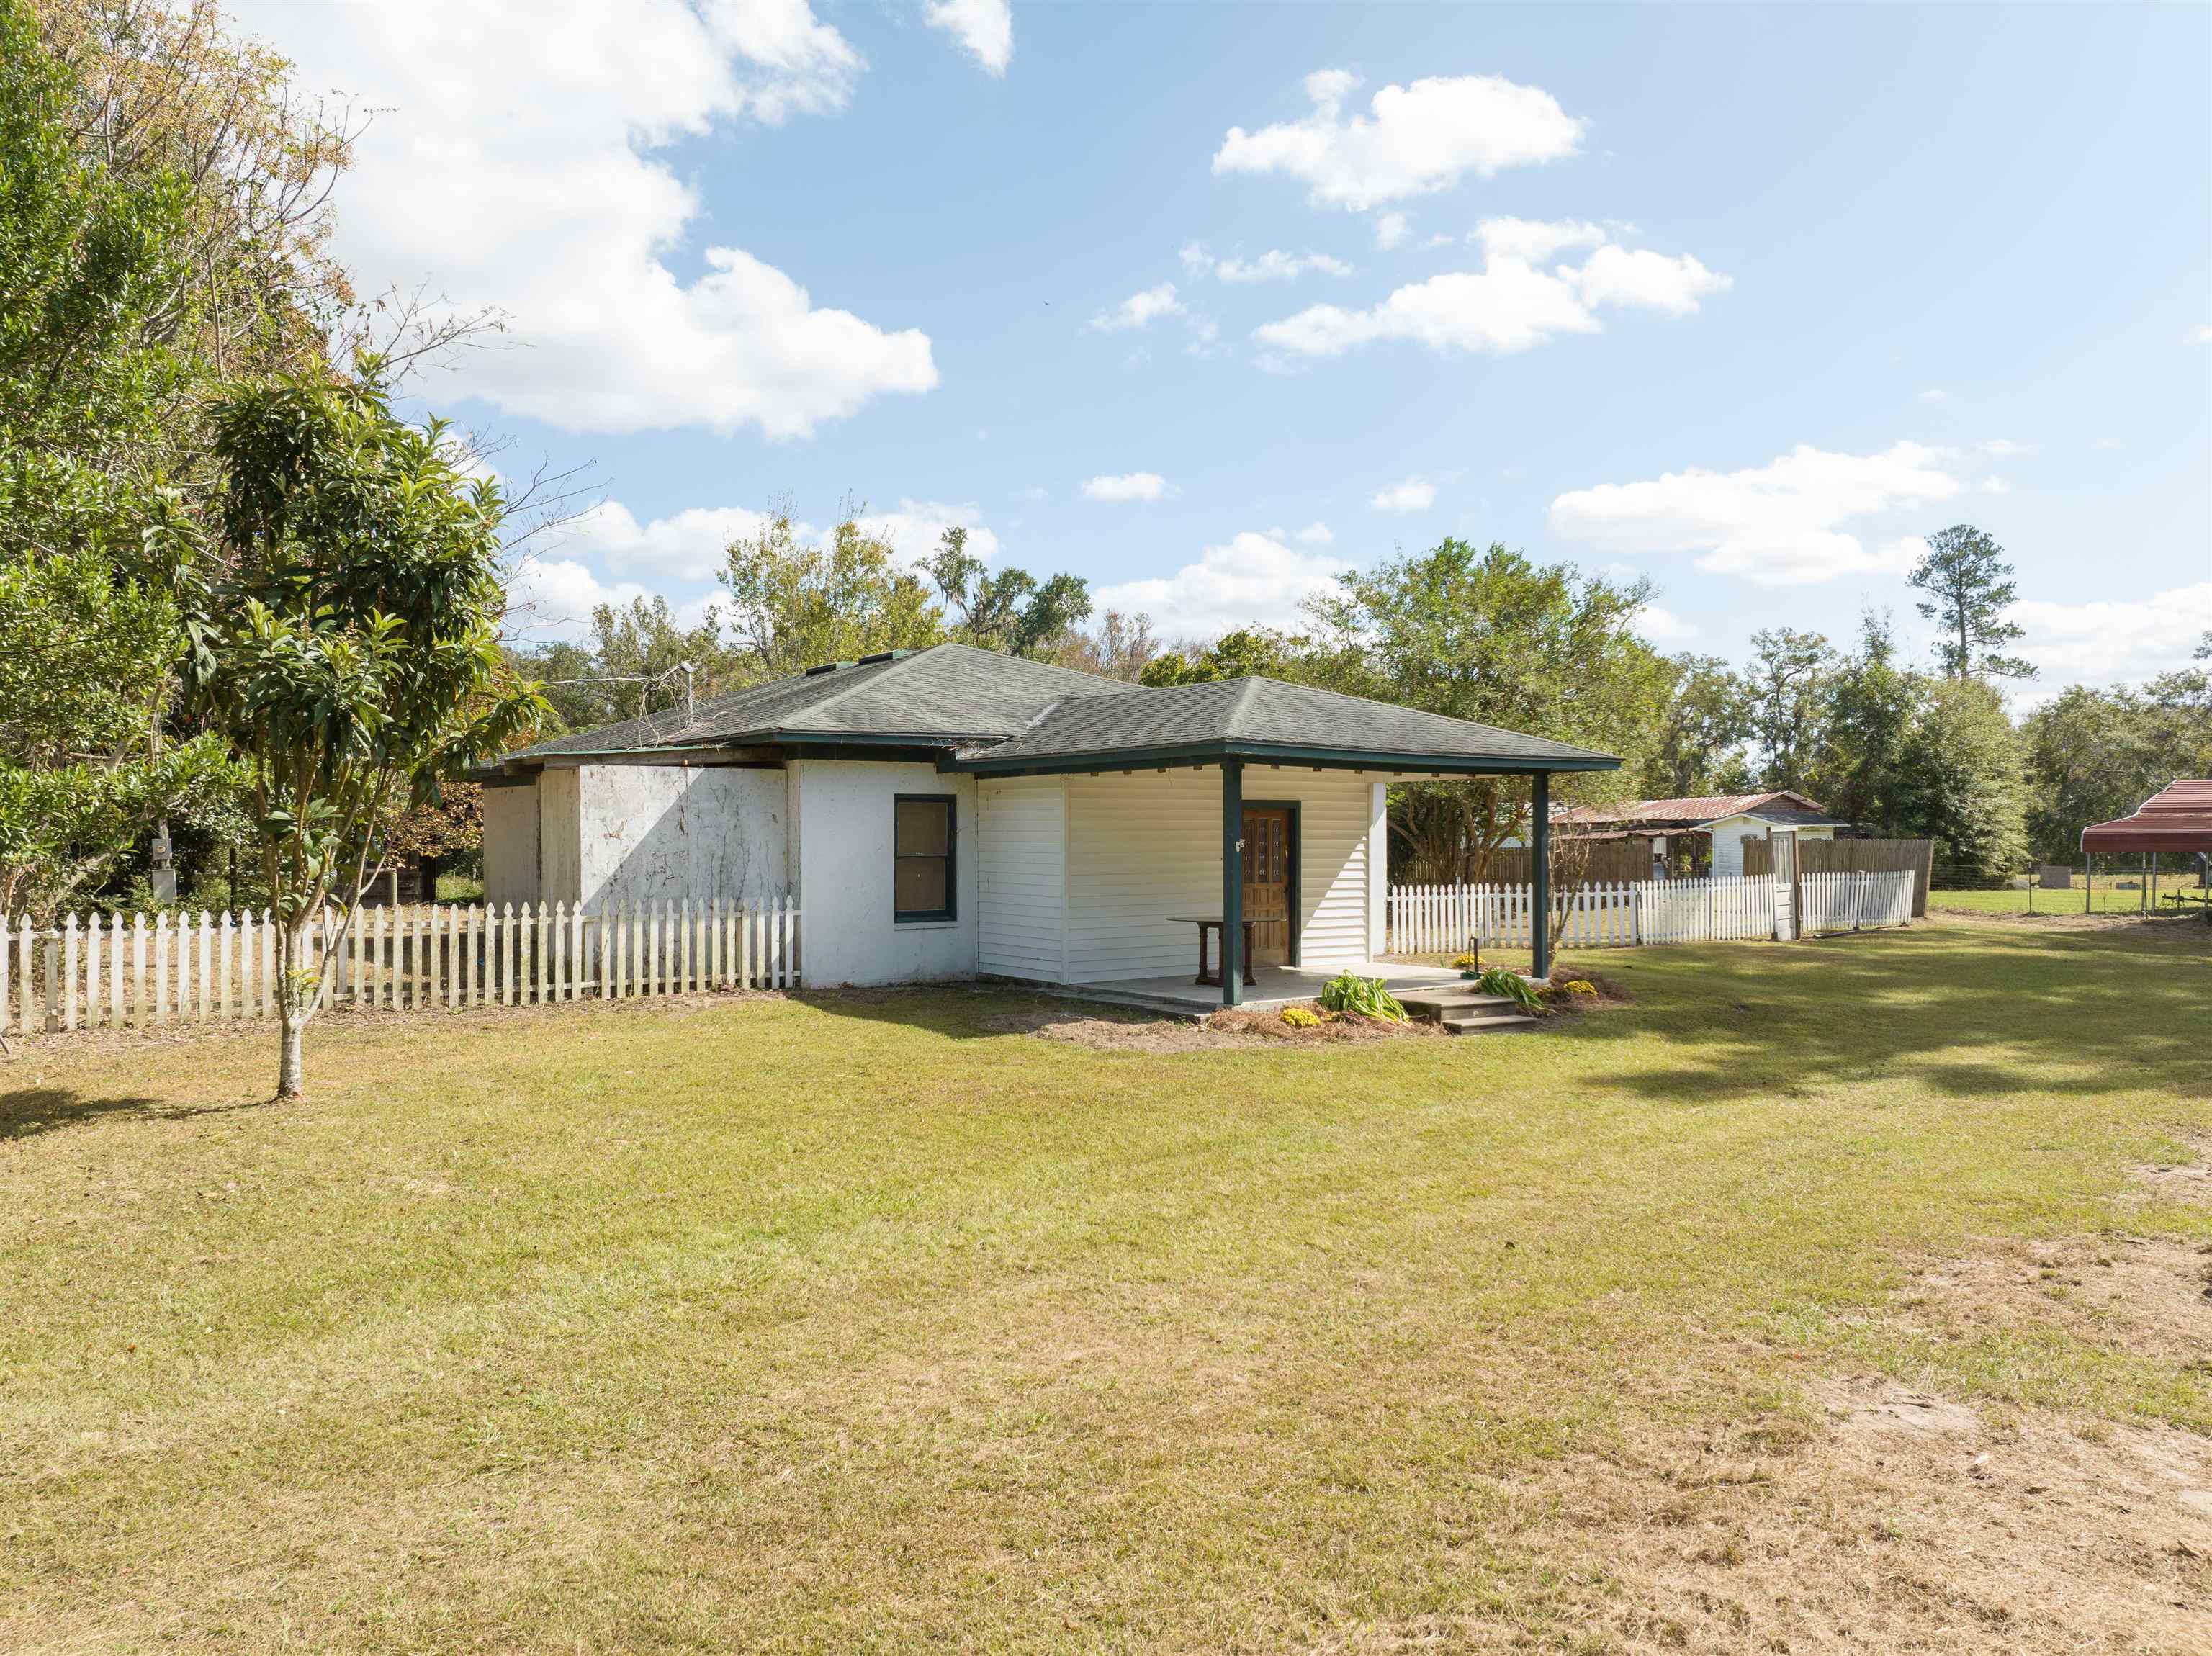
[1386,870,1914,955]
[1800,868,1915,935]
[1,898,798,1039]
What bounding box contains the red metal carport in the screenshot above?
[2080,780,2212,917]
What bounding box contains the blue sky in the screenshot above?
[243,1,2211,693]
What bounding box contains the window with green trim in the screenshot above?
[893,795,955,922]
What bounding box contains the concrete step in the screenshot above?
[1435,1008,1542,1035]
[1398,987,1545,1035]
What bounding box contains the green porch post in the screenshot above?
[1531,770,1551,981]
[1221,758,1244,1007]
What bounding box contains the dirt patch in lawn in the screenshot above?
[979,1004,1439,1052]
[1894,1234,2212,1364]
[1462,1385,2211,1654]
[2133,1135,2212,1207]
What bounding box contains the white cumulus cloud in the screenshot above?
[248,0,936,439]
[1374,212,1411,250]
[1633,605,1699,646]
[1092,531,1349,638]
[1546,441,1968,587]
[1294,521,1335,545]
[923,0,1012,74]
[1081,472,1172,503]
[1370,477,1437,513]
[1254,217,1727,359]
[2008,582,2212,690]
[1086,283,1186,332]
[1182,243,1354,283]
[1214,69,1583,212]
[505,557,661,641]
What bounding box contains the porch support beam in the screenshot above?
[1531,770,1551,981]
[1221,759,1244,1007]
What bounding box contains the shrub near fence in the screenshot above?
[1,899,798,1039]
[1386,870,1914,955]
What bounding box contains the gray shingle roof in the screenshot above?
[950,676,1619,772]
[503,644,1618,775]
[508,643,1137,759]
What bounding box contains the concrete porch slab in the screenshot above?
[1040,960,1467,1018]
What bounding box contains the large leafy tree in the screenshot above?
[1646,652,1753,798]
[719,505,943,678]
[2018,644,2211,864]
[1304,539,1671,886]
[1745,627,1834,793]
[1908,525,2033,680]
[1895,676,2028,876]
[173,368,541,1097]
[926,526,1092,659]
[1809,613,1925,832]
[0,549,234,916]
[1,0,354,917]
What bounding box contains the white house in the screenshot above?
[1560,791,1851,878]
[475,644,1619,1002]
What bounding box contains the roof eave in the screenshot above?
[944,737,1622,778]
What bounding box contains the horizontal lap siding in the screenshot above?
[1064,768,1374,982]
[978,778,1064,981]
[1264,773,1370,967]
[1066,773,1220,981]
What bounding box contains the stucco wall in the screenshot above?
[572,763,788,911]
[791,760,978,987]
[480,783,541,907]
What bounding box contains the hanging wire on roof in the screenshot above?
[534,661,698,742]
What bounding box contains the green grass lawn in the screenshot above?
[3,919,2208,1652]
[1930,878,2211,917]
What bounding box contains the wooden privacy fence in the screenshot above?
[1386,870,1915,955]
[1,899,798,1039]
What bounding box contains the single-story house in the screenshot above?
[1560,791,1852,878]
[474,644,1618,1002]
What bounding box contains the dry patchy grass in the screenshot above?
[1,919,2208,1653]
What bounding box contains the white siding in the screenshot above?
[1710,816,1837,878]
[1062,766,1377,983]
[791,760,979,987]
[1254,771,1374,968]
[977,778,1065,981]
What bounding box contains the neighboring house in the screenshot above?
[1560,791,1853,878]
[473,644,1618,999]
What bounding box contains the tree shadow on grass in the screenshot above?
[0,1086,270,1142]
[788,984,1147,1043]
[1557,921,2212,1107]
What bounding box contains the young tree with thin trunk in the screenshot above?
[1907,525,2034,680]
[174,365,541,1098]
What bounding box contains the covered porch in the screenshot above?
[951,676,1622,1006]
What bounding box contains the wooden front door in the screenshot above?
[1241,806,1293,966]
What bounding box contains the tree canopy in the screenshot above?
[1909,525,2033,680]
[173,366,541,1094]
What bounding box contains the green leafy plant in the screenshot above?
[1474,966,1544,1012]
[1280,1006,1322,1029]
[1318,972,1407,1022]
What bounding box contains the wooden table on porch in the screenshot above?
[1169,916,1258,987]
